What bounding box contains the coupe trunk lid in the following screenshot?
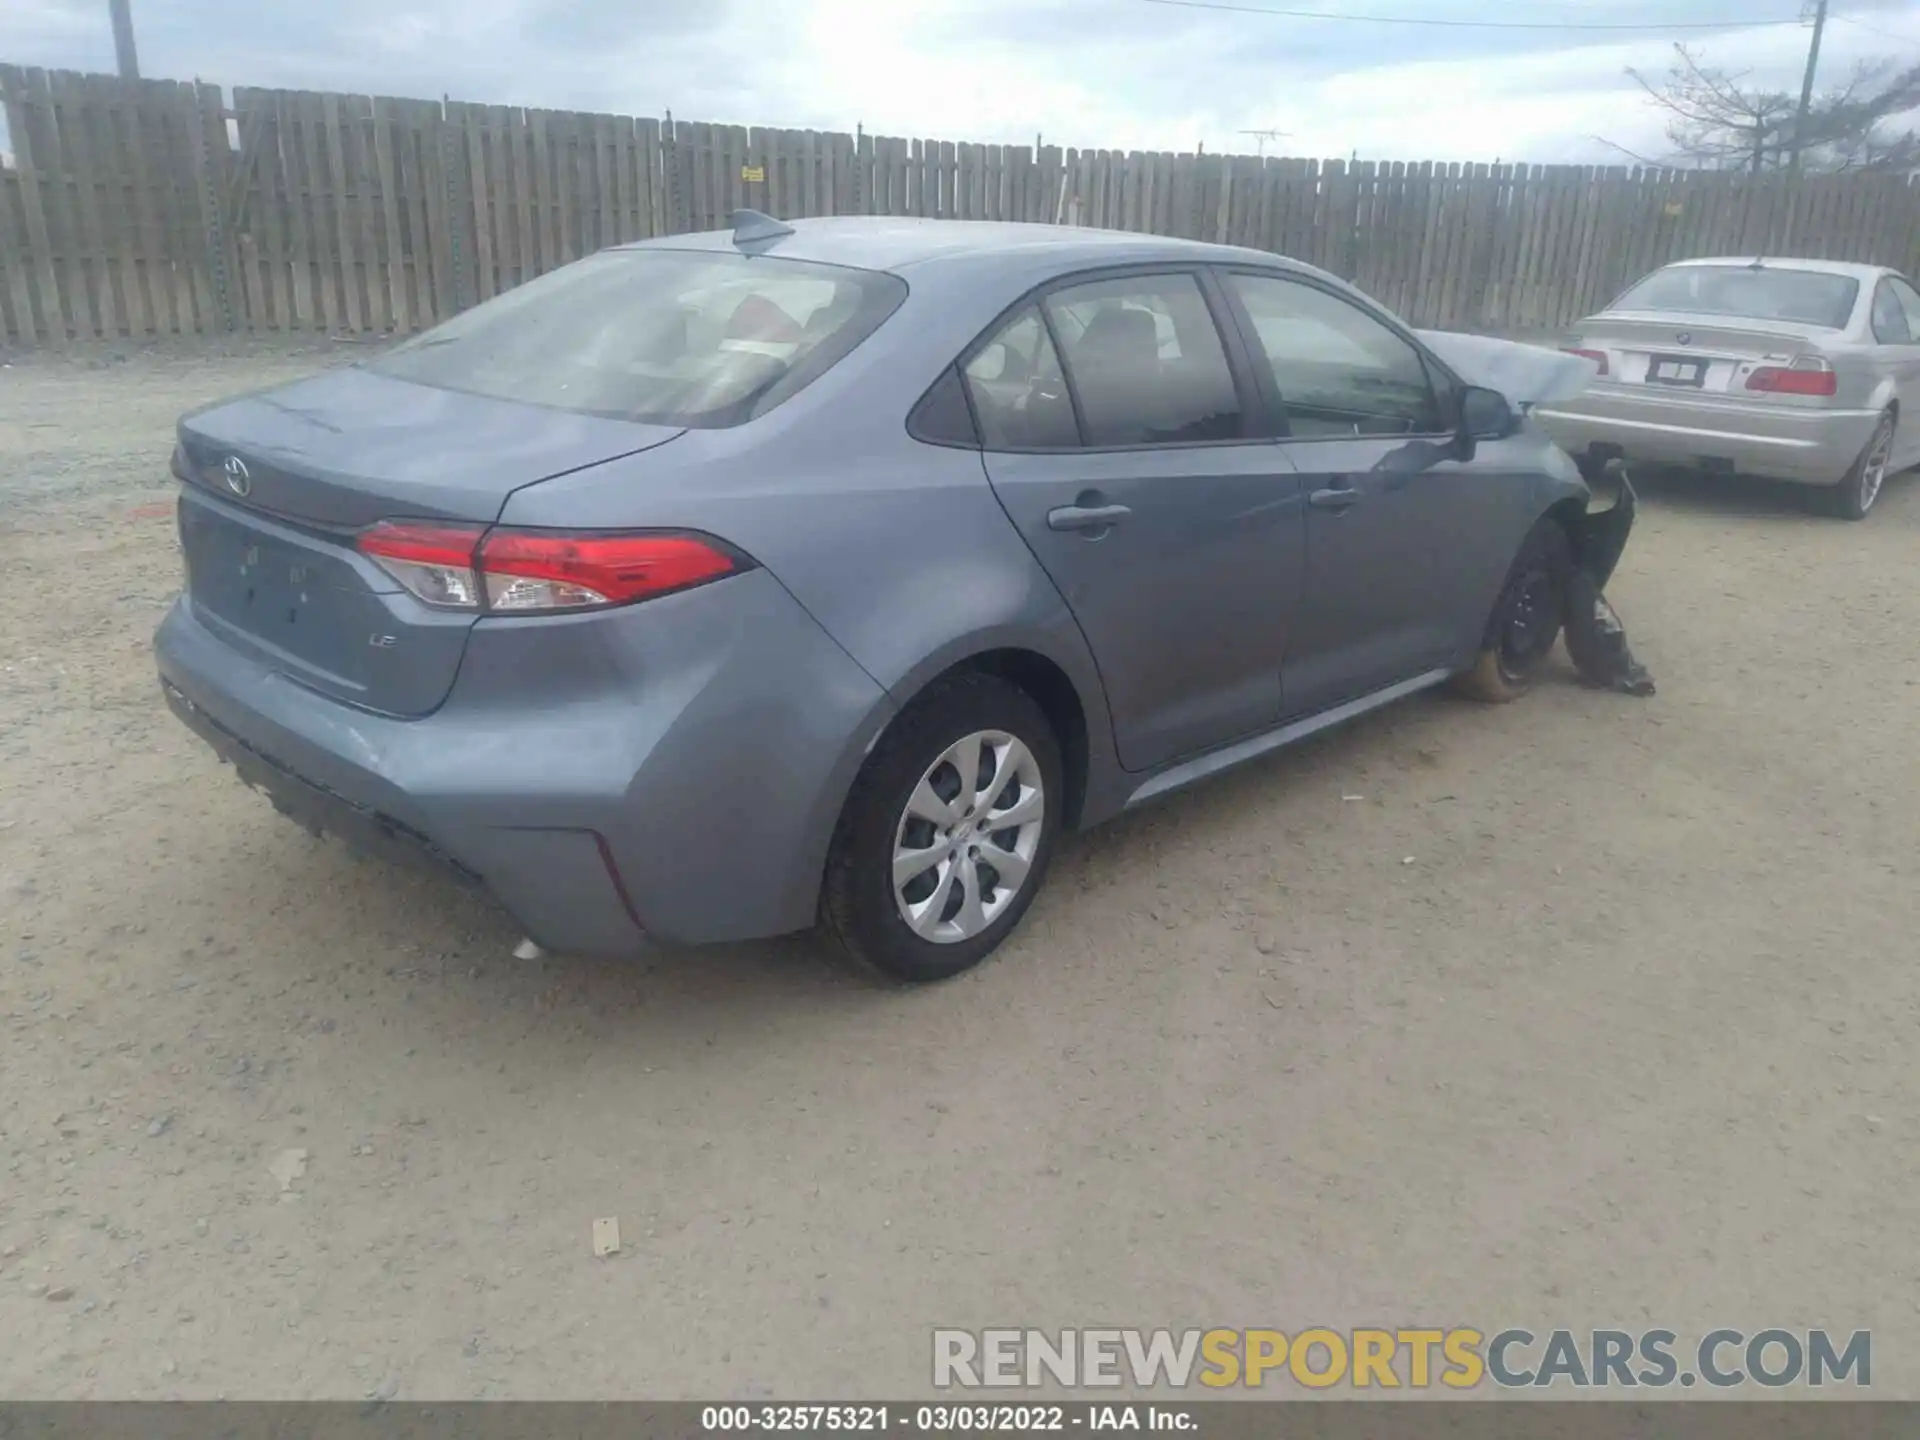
[174,366,684,717]
[1568,313,1835,396]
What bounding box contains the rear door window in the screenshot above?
[1871,280,1911,344]
[1890,277,1920,343]
[1225,271,1442,437]
[1040,273,1244,447]
[962,306,1080,450]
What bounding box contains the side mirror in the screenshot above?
[1459,385,1517,443]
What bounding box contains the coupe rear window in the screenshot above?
[1610,266,1859,328]
[369,250,906,426]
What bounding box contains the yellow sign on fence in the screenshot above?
[741,165,765,183]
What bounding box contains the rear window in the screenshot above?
[1610,265,1859,329]
[369,250,906,426]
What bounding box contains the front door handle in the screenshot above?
[1047,502,1132,533]
[1309,485,1361,511]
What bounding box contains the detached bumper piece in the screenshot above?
[1562,459,1655,698]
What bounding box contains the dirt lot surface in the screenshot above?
[2,341,1918,1400]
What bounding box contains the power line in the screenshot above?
[1140,0,1806,31]
[1830,11,1919,43]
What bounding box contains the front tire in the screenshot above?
[820,671,1062,983]
[1451,518,1572,704]
[1822,410,1895,521]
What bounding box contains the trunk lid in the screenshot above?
[1567,312,1835,396]
[175,366,684,717]
[177,365,684,527]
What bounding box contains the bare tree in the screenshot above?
[1802,62,1920,172]
[1620,43,1920,174]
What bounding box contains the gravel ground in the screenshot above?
[2,340,1918,1400]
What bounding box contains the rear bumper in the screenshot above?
[1534,387,1878,486]
[154,569,894,954]
[164,678,483,885]
[157,617,647,956]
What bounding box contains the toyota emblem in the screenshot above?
[222,456,251,497]
[1675,331,1693,346]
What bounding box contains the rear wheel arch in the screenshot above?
[960,649,1090,829]
[818,664,1069,981]
[1823,407,1897,519]
[806,637,1103,952]
[869,647,1091,830]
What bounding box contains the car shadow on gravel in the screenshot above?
[126,809,904,1062]
[1623,462,1856,520]
[118,645,1616,1075]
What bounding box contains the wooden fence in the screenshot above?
[9,62,1920,348]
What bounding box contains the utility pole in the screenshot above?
[1239,128,1290,157]
[109,0,139,79]
[1788,0,1828,172]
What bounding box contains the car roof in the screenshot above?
[1656,256,1895,281]
[617,215,1297,275]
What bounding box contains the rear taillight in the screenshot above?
[1746,363,1837,396]
[358,521,487,608]
[357,523,743,613]
[1563,347,1609,376]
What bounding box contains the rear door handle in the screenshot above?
[1047,503,1133,533]
[1309,484,1361,511]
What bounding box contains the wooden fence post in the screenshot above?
[1,64,70,345]
[188,80,239,331]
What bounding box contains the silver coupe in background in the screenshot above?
[1535,257,1920,519]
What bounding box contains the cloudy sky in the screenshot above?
[5,0,1920,163]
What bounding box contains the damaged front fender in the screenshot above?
[1416,329,1600,409]
[1566,454,1636,591]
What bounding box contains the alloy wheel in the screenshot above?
[1860,420,1894,514]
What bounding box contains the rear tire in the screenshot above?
[1821,410,1895,521]
[820,671,1062,983]
[1451,518,1572,704]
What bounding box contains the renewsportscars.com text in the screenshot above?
[932,1328,1871,1390]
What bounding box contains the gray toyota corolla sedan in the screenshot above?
[156,214,1624,982]
[1536,257,1917,519]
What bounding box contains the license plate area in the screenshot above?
[1646,354,1706,387]
[180,499,373,684]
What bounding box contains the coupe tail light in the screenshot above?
[357,523,744,613]
[1746,362,1837,396]
[1563,346,1609,376]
